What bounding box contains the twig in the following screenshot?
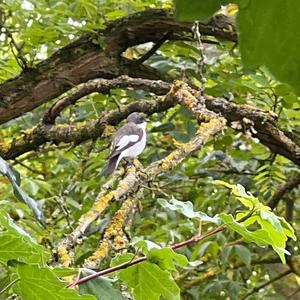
[3,26,28,69]
[68,225,225,288]
[241,269,292,300]
[268,173,300,209]
[137,31,173,64]
[287,286,300,299]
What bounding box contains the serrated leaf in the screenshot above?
[14,264,96,300]
[79,269,124,300]
[0,211,49,264]
[118,261,180,300]
[157,198,220,224]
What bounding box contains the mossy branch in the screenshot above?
[83,197,137,268]
[1,79,299,167]
[56,112,225,266]
[42,76,170,124]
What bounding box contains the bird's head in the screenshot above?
[126,112,147,124]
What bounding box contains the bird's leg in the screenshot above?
[132,158,150,180]
[133,158,144,169]
[121,158,137,175]
[123,157,134,168]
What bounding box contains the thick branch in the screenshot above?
[42,76,170,124]
[1,79,300,168]
[0,95,174,160]
[0,9,236,124]
[57,117,225,266]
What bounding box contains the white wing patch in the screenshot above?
[116,135,139,150]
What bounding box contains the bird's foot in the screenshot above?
[133,158,144,169]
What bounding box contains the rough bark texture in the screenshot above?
[0,9,236,124]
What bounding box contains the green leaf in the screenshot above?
[157,198,220,224]
[278,217,297,241]
[0,211,49,264]
[260,210,283,234]
[235,245,251,267]
[220,213,269,246]
[79,269,124,300]
[215,181,259,208]
[221,213,291,263]
[175,0,226,21]
[148,247,188,270]
[0,156,44,224]
[53,268,79,278]
[238,0,300,94]
[118,261,180,300]
[110,253,134,267]
[14,264,96,300]
[131,238,161,255]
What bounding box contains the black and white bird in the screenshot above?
[102,112,147,175]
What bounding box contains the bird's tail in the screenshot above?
[101,155,119,176]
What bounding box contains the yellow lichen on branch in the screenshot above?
[84,197,136,268]
[147,117,226,177]
[167,80,218,122]
[56,167,138,265]
[55,82,226,267]
[56,245,74,268]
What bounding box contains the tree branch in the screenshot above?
[42,76,170,124]
[1,79,300,168]
[0,93,174,160]
[268,173,300,209]
[55,84,226,266]
[0,9,236,124]
[83,197,137,268]
[241,269,292,300]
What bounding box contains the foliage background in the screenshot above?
[0,0,299,299]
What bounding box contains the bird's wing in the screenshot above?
[116,134,139,150]
[109,123,143,158]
